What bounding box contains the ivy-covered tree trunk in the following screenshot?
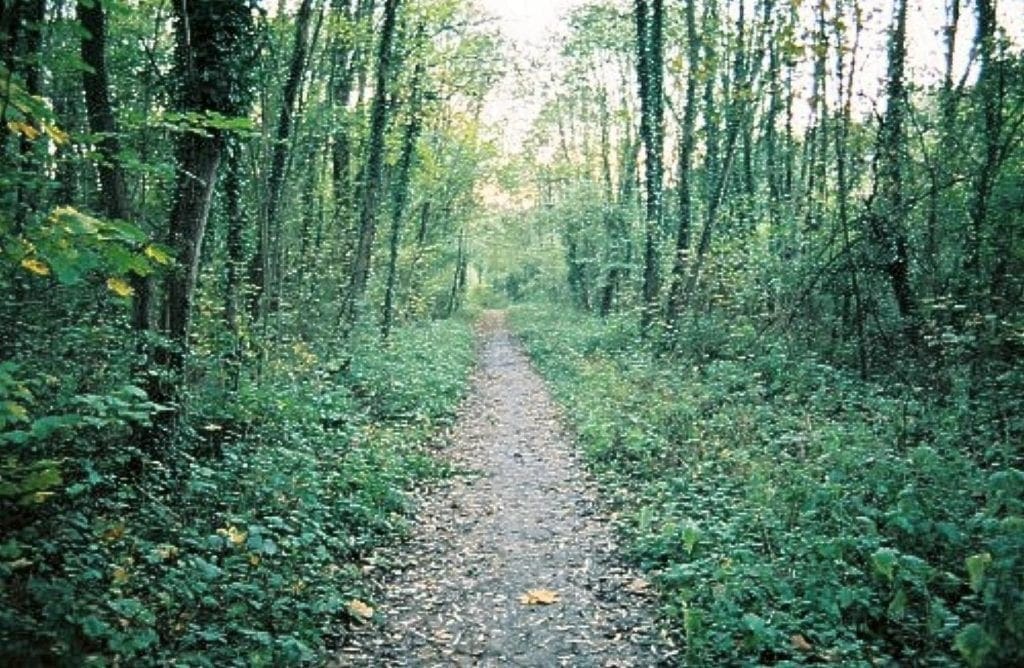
[341,0,400,329]
[868,0,916,342]
[159,0,254,415]
[249,0,318,323]
[664,0,700,328]
[382,56,425,339]
[633,0,664,336]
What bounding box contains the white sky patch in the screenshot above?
[478,0,1024,156]
[476,0,586,150]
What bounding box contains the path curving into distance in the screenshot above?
[336,311,671,667]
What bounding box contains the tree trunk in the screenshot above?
[664,0,699,326]
[78,0,151,331]
[224,140,245,391]
[382,56,425,339]
[341,0,400,329]
[633,0,665,336]
[870,0,916,341]
[155,0,254,421]
[249,0,318,323]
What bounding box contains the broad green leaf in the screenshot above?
[955,623,995,668]
[871,548,898,579]
[965,552,992,593]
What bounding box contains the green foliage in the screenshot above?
[511,303,1024,666]
[0,319,475,665]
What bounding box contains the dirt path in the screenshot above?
[336,311,671,666]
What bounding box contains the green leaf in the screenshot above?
[955,623,996,668]
[682,521,700,554]
[887,588,907,618]
[965,552,992,593]
[871,548,898,580]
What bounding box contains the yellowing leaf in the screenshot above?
[791,634,813,652]
[144,244,172,265]
[102,523,125,543]
[21,258,50,276]
[7,120,39,140]
[107,277,135,297]
[519,588,559,605]
[112,566,130,585]
[155,544,179,561]
[30,491,55,504]
[4,401,29,421]
[249,553,261,567]
[626,578,651,594]
[346,599,374,620]
[217,525,247,546]
[42,122,69,145]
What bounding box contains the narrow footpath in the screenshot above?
[337,311,671,666]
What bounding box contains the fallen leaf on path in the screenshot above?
[347,599,374,621]
[520,588,560,605]
[626,578,650,594]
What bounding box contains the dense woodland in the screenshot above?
[0,0,1022,665]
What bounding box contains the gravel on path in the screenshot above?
[334,311,673,667]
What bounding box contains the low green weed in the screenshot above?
[0,319,475,665]
[510,303,1023,666]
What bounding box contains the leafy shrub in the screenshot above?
[510,303,1023,666]
[0,318,475,665]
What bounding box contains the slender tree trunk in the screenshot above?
[966,0,1004,305]
[329,0,372,248]
[224,140,245,391]
[869,0,916,341]
[633,0,665,335]
[78,0,151,331]
[665,0,699,326]
[680,0,744,308]
[835,0,868,378]
[382,57,425,339]
[341,0,400,329]
[249,0,318,322]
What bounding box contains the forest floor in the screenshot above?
[334,311,673,666]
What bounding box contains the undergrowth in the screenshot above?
[510,303,1023,667]
[0,318,475,665]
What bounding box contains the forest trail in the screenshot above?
[336,311,670,666]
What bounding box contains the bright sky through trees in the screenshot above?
[478,0,1024,152]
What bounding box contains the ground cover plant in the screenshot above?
[3,0,1023,664]
[511,304,1023,666]
[1,318,475,665]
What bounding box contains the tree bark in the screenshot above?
[78,0,151,331]
[156,0,254,418]
[633,0,665,336]
[869,0,916,341]
[664,0,700,326]
[249,0,318,322]
[341,0,400,329]
[382,55,425,339]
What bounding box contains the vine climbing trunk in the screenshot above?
[382,55,425,340]
[341,0,400,331]
[155,0,254,428]
[249,0,318,323]
[633,0,664,336]
[869,0,916,345]
[664,0,699,329]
